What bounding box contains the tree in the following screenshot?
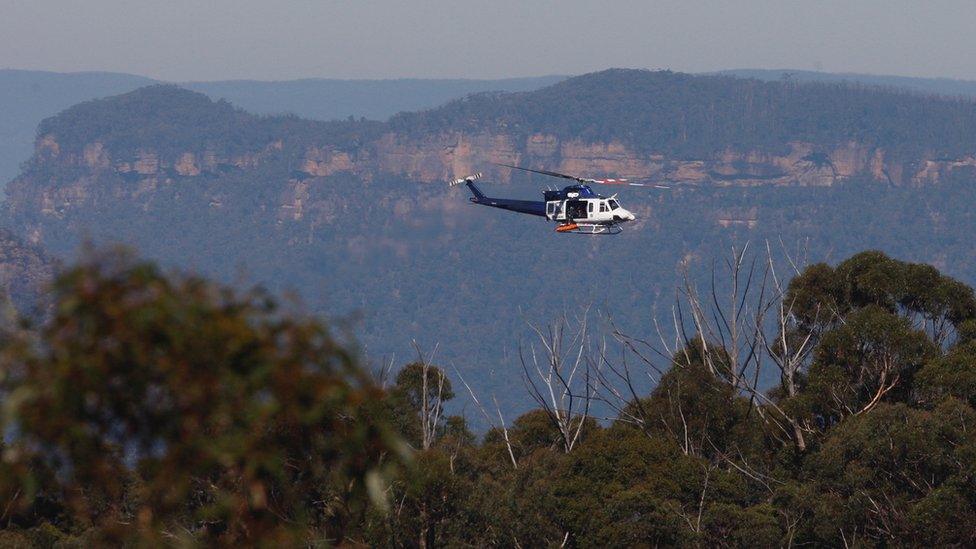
[520,311,596,454]
[914,340,976,408]
[806,305,936,421]
[390,346,455,451]
[5,247,976,546]
[798,400,976,545]
[0,250,406,545]
[637,342,754,459]
[606,242,819,454]
[378,348,485,548]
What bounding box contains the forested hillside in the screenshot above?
[721,68,976,98]
[390,69,976,158]
[6,69,976,419]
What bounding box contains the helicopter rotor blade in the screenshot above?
[595,179,671,189]
[497,163,670,189]
[494,163,587,183]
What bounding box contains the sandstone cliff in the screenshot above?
[315,131,976,188]
[11,128,976,236]
[10,72,976,245]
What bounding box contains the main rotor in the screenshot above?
[495,163,670,189]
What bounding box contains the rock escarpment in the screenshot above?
[10,127,976,237]
[8,71,976,246]
[328,131,976,187]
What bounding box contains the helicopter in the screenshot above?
[449,164,668,235]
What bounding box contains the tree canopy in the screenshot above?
[1,249,975,546]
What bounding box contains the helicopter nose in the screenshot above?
[614,209,636,222]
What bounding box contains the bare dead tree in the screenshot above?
[675,241,841,453]
[519,309,595,453]
[757,241,824,451]
[596,294,734,437]
[376,353,397,390]
[677,242,771,394]
[589,331,661,434]
[411,341,449,451]
[674,462,715,538]
[597,241,828,454]
[590,321,711,459]
[403,343,453,549]
[453,367,518,469]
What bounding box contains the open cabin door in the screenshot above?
[565,200,588,220]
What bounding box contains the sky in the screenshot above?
[3,0,976,82]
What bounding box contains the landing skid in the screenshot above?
[555,222,622,235]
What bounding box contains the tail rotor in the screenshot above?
[449,173,483,187]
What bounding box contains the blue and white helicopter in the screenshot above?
[450,164,666,235]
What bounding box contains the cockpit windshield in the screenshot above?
[608,199,620,210]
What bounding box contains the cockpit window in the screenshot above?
[608,199,620,210]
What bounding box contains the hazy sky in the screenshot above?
[3,0,976,81]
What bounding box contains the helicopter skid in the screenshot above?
[555,222,622,235]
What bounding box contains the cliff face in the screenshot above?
[10,73,976,247]
[10,128,976,238]
[281,133,976,233]
[361,131,976,187]
[6,135,279,232]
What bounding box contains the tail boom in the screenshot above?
[449,172,546,217]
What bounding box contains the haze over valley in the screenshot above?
[5,68,976,415]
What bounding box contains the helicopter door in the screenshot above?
[566,200,587,220]
[546,200,562,221]
[587,200,594,220]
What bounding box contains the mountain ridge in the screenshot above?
[9,65,976,188]
[718,68,976,98]
[0,69,566,186]
[22,69,976,198]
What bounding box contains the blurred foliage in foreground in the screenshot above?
[0,250,408,545]
[1,249,976,546]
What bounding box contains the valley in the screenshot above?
[4,69,976,416]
